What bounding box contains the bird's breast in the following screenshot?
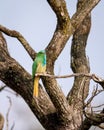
[36,62,46,73]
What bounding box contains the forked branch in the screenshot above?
[0,0,102,129]
[71,0,101,31]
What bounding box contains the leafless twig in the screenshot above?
[4,88,19,97]
[35,73,104,87]
[6,96,12,130]
[10,122,15,130]
[93,110,103,113]
[35,73,103,80]
[0,85,6,92]
[0,84,19,96]
[92,104,104,109]
[84,86,104,108]
[35,72,92,78]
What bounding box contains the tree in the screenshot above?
[0,0,104,130]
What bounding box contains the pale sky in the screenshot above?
[0,1,104,130]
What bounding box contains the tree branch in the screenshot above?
[92,104,104,109]
[6,96,12,130]
[43,0,73,123]
[46,0,71,63]
[0,33,57,130]
[92,74,104,89]
[44,0,100,124]
[98,123,104,129]
[43,0,100,125]
[0,113,4,130]
[85,111,104,125]
[35,72,98,79]
[71,0,101,31]
[67,0,91,106]
[82,109,104,130]
[0,0,102,129]
[84,86,104,109]
[0,85,6,92]
[46,0,101,63]
[83,97,104,130]
[0,25,36,60]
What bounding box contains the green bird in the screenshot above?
[32,50,46,97]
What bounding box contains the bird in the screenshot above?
[32,50,46,97]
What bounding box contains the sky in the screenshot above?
[0,0,104,130]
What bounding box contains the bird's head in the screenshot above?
[37,50,46,65]
[38,50,46,54]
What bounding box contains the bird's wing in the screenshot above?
[32,60,37,79]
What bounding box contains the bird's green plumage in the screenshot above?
[32,50,46,78]
[32,50,46,97]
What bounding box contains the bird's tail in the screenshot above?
[33,76,40,97]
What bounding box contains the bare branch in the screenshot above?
[0,25,36,60]
[85,112,104,124]
[46,0,101,63]
[0,113,4,130]
[6,96,12,130]
[0,32,10,55]
[0,0,102,129]
[0,85,6,92]
[71,0,101,31]
[4,88,19,96]
[92,104,104,109]
[43,1,73,123]
[83,113,104,130]
[46,0,71,62]
[83,111,104,130]
[10,122,15,130]
[98,123,104,129]
[66,1,91,117]
[83,107,104,129]
[47,0,70,24]
[0,33,57,130]
[92,74,104,89]
[35,72,104,84]
[35,73,92,78]
[84,85,98,108]
[84,86,104,108]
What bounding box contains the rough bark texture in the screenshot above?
[0,114,4,130]
[67,9,91,130]
[0,0,103,130]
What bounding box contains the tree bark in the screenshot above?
[0,0,102,130]
[0,114,4,130]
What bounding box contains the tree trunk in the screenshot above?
[0,0,103,130]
